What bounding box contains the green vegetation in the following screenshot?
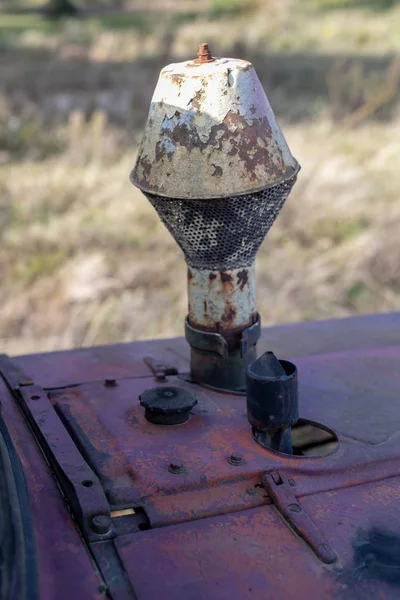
[209,0,251,16]
[44,0,78,18]
[309,0,398,10]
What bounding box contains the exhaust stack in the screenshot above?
[131,44,299,391]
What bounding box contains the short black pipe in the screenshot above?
[246,352,298,453]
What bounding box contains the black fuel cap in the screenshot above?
[140,387,198,425]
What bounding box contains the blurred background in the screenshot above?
[0,0,399,355]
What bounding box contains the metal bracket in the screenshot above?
[263,471,336,564]
[240,314,261,357]
[143,357,179,381]
[185,318,229,359]
[0,354,112,543]
[185,314,261,359]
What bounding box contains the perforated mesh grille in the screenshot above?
[145,173,297,270]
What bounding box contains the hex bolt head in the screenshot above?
[92,514,112,535]
[228,452,244,466]
[168,460,185,474]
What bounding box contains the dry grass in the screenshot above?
[1,0,400,355]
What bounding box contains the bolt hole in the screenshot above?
[81,480,94,487]
[31,395,40,400]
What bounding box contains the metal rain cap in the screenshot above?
[131,44,299,199]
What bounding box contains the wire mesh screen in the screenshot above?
[145,173,297,270]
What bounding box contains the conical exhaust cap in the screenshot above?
[131,44,299,199]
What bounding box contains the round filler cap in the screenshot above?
[139,387,198,425]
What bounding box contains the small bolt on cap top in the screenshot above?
[196,42,214,63]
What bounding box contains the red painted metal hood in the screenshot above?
[0,312,400,599]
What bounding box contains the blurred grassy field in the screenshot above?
[0,0,399,355]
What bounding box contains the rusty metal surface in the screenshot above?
[301,475,400,595]
[14,337,190,388]
[188,266,256,332]
[131,54,298,199]
[0,376,103,600]
[185,314,260,391]
[263,471,336,564]
[0,354,111,542]
[0,357,143,600]
[194,42,215,64]
[145,178,297,272]
[116,506,337,600]
[257,311,400,358]
[1,312,400,598]
[43,344,400,525]
[11,312,399,390]
[115,476,400,600]
[294,345,400,444]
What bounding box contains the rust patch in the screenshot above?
[237,269,249,291]
[136,155,152,186]
[155,140,172,161]
[162,111,197,153]
[152,107,288,186]
[190,86,207,110]
[185,61,203,69]
[220,272,233,283]
[221,303,237,324]
[188,269,193,280]
[209,273,217,281]
[222,113,285,182]
[167,73,184,88]
[170,112,192,147]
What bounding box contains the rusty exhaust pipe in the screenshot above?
[131,44,300,391]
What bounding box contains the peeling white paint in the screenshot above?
[131,56,298,199]
[188,264,256,330]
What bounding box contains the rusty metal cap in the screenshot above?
[131,45,299,200]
